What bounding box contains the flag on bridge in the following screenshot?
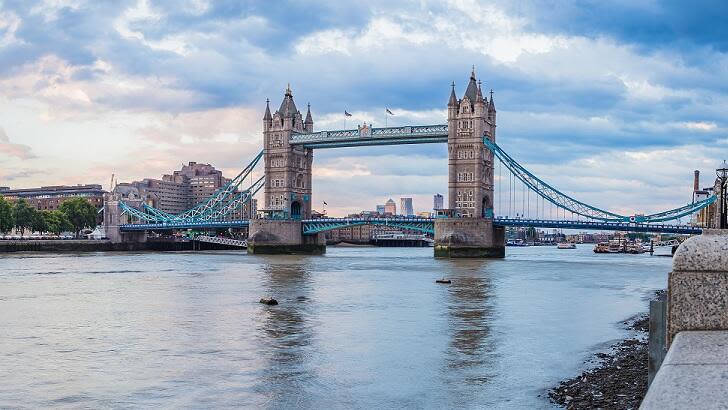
[323,201,328,205]
[344,111,352,117]
[386,108,394,115]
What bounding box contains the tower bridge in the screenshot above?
[107,68,715,257]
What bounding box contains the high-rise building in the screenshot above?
[433,193,444,210]
[400,197,414,216]
[384,198,397,215]
[376,204,386,214]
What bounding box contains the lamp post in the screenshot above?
[716,161,728,229]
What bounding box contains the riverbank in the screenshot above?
[0,239,245,252]
[549,297,658,408]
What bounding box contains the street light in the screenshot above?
[716,160,728,229]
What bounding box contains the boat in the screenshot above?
[557,242,576,249]
[594,242,613,253]
[506,239,529,247]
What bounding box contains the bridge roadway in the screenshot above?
[119,217,703,235]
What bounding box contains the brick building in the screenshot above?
[0,184,105,211]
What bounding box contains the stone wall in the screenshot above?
[247,219,325,254]
[433,218,505,258]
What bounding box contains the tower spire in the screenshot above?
[488,89,496,112]
[448,81,458,106]
[476,79,484,103]
[263,98,272,120]
[305,103,313,124]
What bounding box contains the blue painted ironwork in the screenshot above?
[290,124,448,149]
[483,137,717,223]
[493,217,702,235]
[301,217,435,235]
[120,220,250,231]
[130,150,263,223]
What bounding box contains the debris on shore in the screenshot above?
[549,314,649,409]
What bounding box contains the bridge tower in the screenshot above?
[434,68,504,257]
[248,86,325,254]
[262,85,313,219]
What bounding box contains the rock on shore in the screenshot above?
[549,314,649,409]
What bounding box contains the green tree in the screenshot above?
[0,196,13,233]
[31,210,48,233]
[59,197,97,237]
[12,198,35,235]
[42,210,73,235]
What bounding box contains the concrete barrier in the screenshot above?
[667,229,728,344]
[642,229,728,409]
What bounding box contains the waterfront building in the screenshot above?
[117,162,239,216]
[384,198,397,215]
[417,211,432,218]
[400,197,414,216]
[376,204,385,214]
[0,184,105,211]
[433,193,444,211]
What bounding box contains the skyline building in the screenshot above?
[376,204,385,214]
[384,198,397,215]
[433,193,444,211]
[114,161,257,218]
[400,197,414,216]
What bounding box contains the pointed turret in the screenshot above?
[448,82,458,106]
[488,89,496,112]
[463,66,478,103]
[277,83,298,119]
[263,98,272,120]
[305,103,313,124]
[304,103,313,132]
[476,80,485,104]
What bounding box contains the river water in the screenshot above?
[0,245,670,409]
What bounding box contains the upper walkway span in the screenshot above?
[289,124,448,149]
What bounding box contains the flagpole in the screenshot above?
[385,109,388,127]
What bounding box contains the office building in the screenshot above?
[384,198,397,215]
[433,193,444,210]
[400,197,414,216]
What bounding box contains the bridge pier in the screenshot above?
[103,194,147,244]
[247,219,325,255]
[434,218,505,258]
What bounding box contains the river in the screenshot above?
[0,245,670,409]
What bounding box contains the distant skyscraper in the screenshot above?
[400,197,414,216]
[384,198,397,215]
[433,193,444,210]
[376,204,385,214]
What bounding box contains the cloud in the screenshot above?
[0,0,727,218]
[0,127,34,159]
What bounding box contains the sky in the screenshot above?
[1,0,727,217]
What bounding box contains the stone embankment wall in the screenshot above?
[0,239,244,252]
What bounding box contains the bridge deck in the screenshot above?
[119,217,702,235]
[289,124,448,149]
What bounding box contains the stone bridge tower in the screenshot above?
[447,68,496,218]
[434,68,504,258]
[262,85,313,220]
[248,85,324,255]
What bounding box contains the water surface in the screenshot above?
[0,245,670,408]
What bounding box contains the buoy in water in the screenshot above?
[259,298,278,305]
[435,278,451,284]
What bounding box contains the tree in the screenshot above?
[59,197,97,237]
[31,210,48,234]
[12,198,35,235]
[0,196,13,233]
[42,210,73,235]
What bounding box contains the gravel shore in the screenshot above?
[549,314,650,409]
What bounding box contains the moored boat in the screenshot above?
[557,242,576,249]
